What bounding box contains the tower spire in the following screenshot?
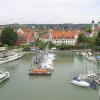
[91,20,95,34]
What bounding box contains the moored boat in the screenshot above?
[0,71,10,83]
[81,52,87,56]
[78,71,96,82]
[0,52,22,64]
[50,47,57,52]
[71,77,90,87]
[29,68,51,75]
[86,54,97,63]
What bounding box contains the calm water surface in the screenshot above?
[0,51,100,100]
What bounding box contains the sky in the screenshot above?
[0,0,100,24]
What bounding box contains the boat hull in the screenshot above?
[0,72,10,83]
[29,69,51,75]
[0,54,22,65]
[71,80,90,87]
[29,72,51,75]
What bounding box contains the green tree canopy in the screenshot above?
[34,40,46,50]
[95,31,100,46]
[84,36,96,46]
[48,41,56,49]
[1,27,18,46]
[77,33,86,44]
[86,28,92,33]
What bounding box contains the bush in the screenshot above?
[55,44,86,50]
[23,45,31,51]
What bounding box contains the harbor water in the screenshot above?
[0,51,100,100]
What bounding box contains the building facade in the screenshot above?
[16,28,37,45]
[41,30,80,45]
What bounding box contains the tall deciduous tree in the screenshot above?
[77,33,86,44]
[1,27,18,45]
[95,31,100,46]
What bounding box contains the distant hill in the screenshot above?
[0,23,91,30]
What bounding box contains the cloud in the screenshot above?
[0,0,99,24]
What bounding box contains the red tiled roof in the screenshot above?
[41,34,49,39]
[17,28,36,44]
[41,30,80,39]
[52,31,79,39]
[95,26,100,31]
[55,30,80,39]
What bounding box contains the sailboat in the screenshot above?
[29,30,55,75]
[29,49,52,75]
[70,53,97,88]
[29,57,52,75]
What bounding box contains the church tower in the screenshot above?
[91,20,95,34]
[48,29,52,42]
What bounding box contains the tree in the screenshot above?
[95,31,100,46]
[77,33,86,44]
[1,27,18,45]
[86,28,92,33]
[84,36,96,46]
[34,40,46,50]
[48,41,56,49]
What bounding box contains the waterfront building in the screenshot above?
[41,29,80,45]
[16,28,37,45]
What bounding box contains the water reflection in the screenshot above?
[0,59,22,73]
[97,63,100,70]
[55,51,75,64]
[29,75,52,80]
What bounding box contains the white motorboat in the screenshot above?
[86,54,97,63]
[30,47,37,51]
[88,52,92,56]
[71,77,90,87]
[50,47,57,52]
[75,52,79,55]
[0,52,22,64]
[81,52,87,56]
[0,71,10,83]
